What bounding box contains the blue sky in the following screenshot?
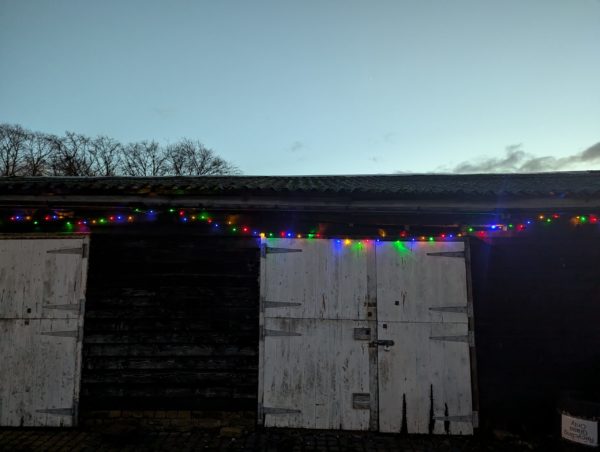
[1,0,599,174]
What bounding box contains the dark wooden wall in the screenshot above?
[471,235,600,433]
[80,231,260,412]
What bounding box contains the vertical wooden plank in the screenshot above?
[464,237,480,427]
[262,318,370,430]
[376,240,473,435]
[0,236,89,427]
[378,322,473,434]
[257,239,267,425]
[376,241,468,324]
[0,240,47,318]
[262,239,368,320]
[366,242,378,431]
[260,238,371,430]
[0,318,80,426]
[71,236,89,426]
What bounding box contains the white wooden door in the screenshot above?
[259,239,372,430]
[0,236,89,426]
[259,238,475,434]
[376,241,474,434]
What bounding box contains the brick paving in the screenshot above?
[0,428,564,452]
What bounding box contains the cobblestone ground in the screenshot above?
[0,428,565,452]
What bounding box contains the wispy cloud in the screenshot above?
[446,142,600,173]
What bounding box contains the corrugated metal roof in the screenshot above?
[1,172,600,198]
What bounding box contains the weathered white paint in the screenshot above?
[376,241,473,434]
[261,239,368,320]
[0,238,87,320]
[262,318,370,430]
[260,239,370,430]
[259,238,474,434]
[376,241,468,324]
[377,322,473,434]
[0,236,89,427]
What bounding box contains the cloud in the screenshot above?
[447,142,600,173]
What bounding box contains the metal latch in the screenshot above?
[370,339,394,350]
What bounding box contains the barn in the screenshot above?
[0,173,599,436]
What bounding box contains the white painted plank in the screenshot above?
[262,317,370,430]
[262,239,369,320]
[0,238,87,319]
[0,236,89,427]
[0,318,80,426]
[377,322,473,435]
[376,241,468,324]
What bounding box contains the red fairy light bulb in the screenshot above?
[590,215,598,224]
[179,210,185,216]
[242,226,249,233]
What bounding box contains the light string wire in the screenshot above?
[3,208,599,242]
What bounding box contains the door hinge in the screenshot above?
[426,251,465,258]
[261,406,301,415]
[47,243,88,258]
[429,305,473,316]
[263,301,302,309]
[261,243,302,258]
[352,393,370,410]
[434,411,479,427]
[42,303,80,312]
[430,331,474,347]
[262,328,302,338]
[40,326,82,339]
[36,407,75,417]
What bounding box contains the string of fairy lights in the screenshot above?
[2,207,599,243]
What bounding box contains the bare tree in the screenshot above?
[166,139,239,176]
[22,132,53,176]
[0,124,241,176]
[0,123,29,176]
[90,136,122,176]
[49,132,95,176]
[121,140,169,176]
